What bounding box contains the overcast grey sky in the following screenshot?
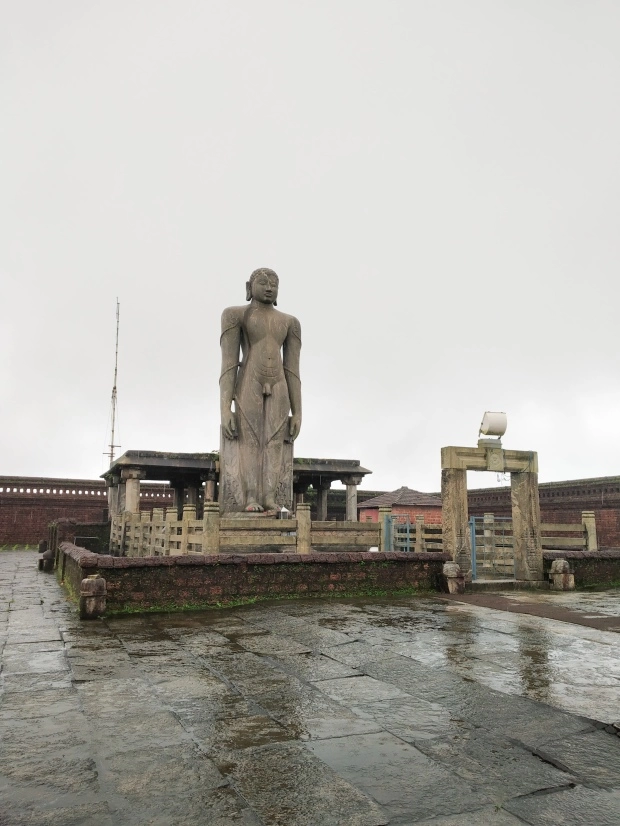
[2,1,619,492]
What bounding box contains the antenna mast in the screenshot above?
[106,299,121,465]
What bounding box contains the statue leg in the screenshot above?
[236,405,263,511]
[262,384,290,511]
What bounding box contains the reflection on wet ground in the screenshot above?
[1,552,619,825]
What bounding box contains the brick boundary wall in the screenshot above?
[543,550,620,588]
[467,477,620,548]
[57,542,451,613]
[0,476,173,546]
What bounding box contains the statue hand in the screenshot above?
[222,412,237,440]
[289,414,301,441]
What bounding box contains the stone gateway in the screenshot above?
[219,268,302,513]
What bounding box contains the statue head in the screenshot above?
[246,268,279,306]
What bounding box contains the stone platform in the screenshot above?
[2,551,620,825]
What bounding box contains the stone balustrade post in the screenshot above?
[297,503,311,554]
[202,502,220,555]
[415,515,426,552]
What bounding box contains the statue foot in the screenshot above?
[245,502,264,512]
[264,500,277,512]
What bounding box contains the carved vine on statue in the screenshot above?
[219,268,302,514]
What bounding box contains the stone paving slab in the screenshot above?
[1,552,620,825]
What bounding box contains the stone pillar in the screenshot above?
[582,511,597,551]
[203,502,220,555]
[511,471,543,581]
[171,482,185,519]
[297,503,311,554]
[379,506,392,552]
[204,473,216,502]
[316,482,331,521]
[441,468,471,574]
[415,515,426,553]
[121,469,144,515]
[107,475,121,518]
[186,484,199,507]
[342,475,363,522]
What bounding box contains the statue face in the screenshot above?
[251,271,279,305]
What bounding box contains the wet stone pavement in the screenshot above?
[1,552,620,826]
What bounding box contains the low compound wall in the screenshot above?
[57,542,450,613]
[544,550,620,588]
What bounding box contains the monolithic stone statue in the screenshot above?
[219,268,301,513]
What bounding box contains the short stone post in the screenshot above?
[38,541,55,572]
[582,511,597,551]
[140,510,151,556]
[549,558,575,591]
[202,502,220,555]
[443,562,465,594]
[152,508,164,554]
[180,505,196,555]
[297,503,311,554]
[511,471,543,581]
[379,506,392,552]
[441,468,471,574]
[79,574,107,619]
[166,507,178,556]
[415,515,426,552]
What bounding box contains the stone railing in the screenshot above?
[110,503,384,557]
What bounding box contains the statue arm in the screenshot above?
[220,309,241,438]
[283,316,302,440]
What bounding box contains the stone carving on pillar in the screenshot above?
[219,269,301,514]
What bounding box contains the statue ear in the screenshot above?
[245,281,252,301]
